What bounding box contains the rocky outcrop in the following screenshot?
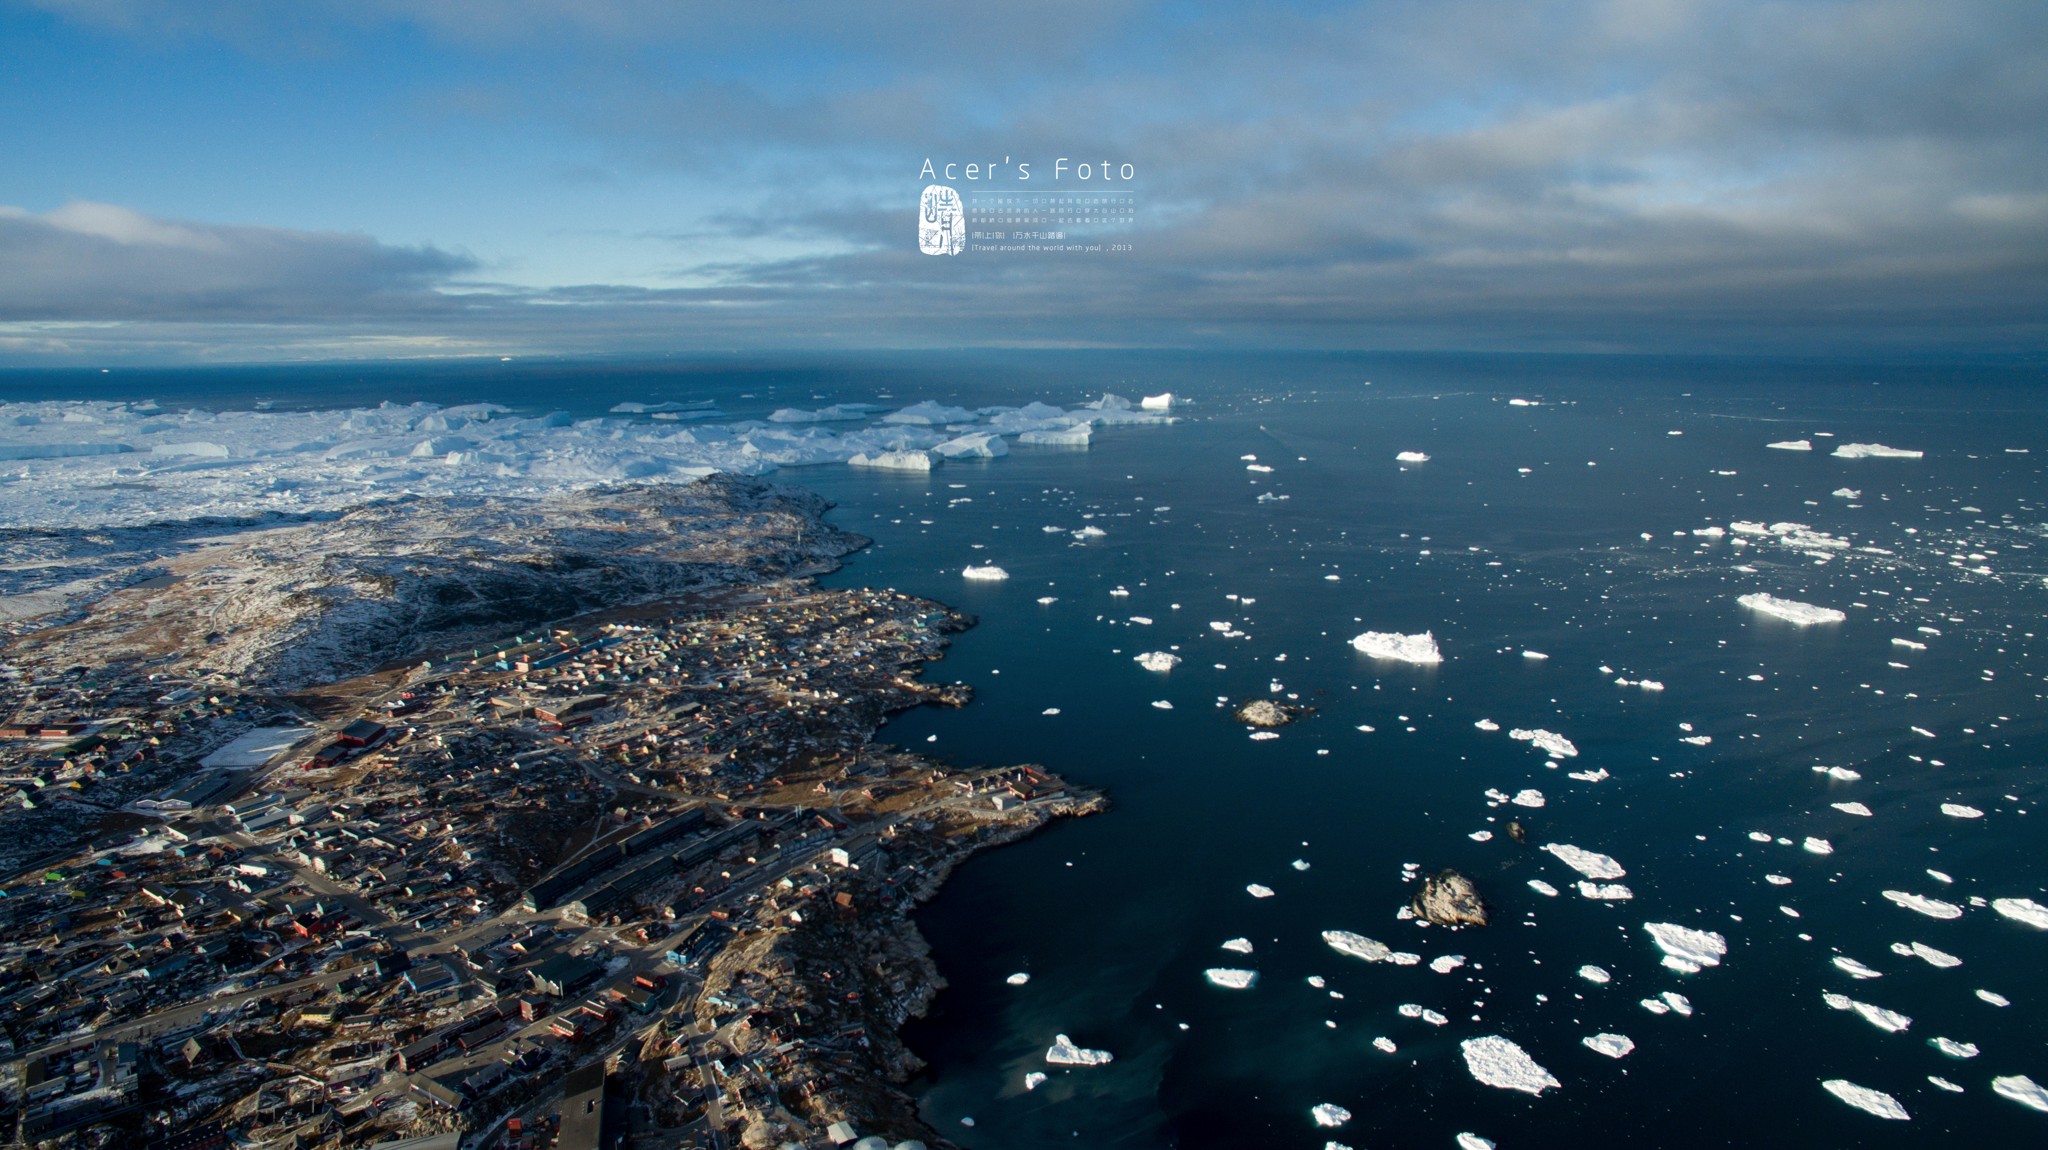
[1413,869,1488,926]
[1233,699,1307,728]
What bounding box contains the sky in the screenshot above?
[1,0,2044,364]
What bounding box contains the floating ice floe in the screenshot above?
[1311,1103,1351,1128]
[934,432,1009,459]
[1395,451,1430,463]
[1891,941,1961,967]
[1248,884,1276,898]
[1249,730,1279,741]
[1543,843,1626,879]
[962,565,1010,581]
[1643,922,1729,973]
[1823,766,1862,781]
[1460,1036,1561,1095]
[1456,1136,1496,1150]
[1025,1071,1047,1090]
[1151,700,1174,710]
[1823,992,1912,1032]
[1992,898,2048,928]
[767,403,872,423]
[1373,1036,1397,1053]
[1767,439,1813,451]
[1512,729,1578,758]
[1206,968,1259,989]
[1883,891,1964,920]
[1641,998,1670,1015]
[1020,425,1093,447]
[1469,830,1495,842]
[1474,719,1501,731]
[1350,630,1443,664]
[1041,708,1061,716]
[1831,802,1873,817]
[1222,938,1255,954]
[882,400,976,426]
[1429,955,1467,974]
[1140,393,1174,410]
[1978,989,2011,1006]
[1680,735,1712,746]
[1037,596,1058,605]
[1512,789,1546,808]
[1583,1033,1635,1058]
[1579,965,1612,984]
[1834,487,1861,498]
[1930,1037,1978,1059]
[1739,593,1847,625]
[1661,991,1693,1015]
[1766,875,1792,886]
[1044,1035,1113,1065]
[1324,931,1392,962]
[1579,882,1634,900]
[1134,651,1182,672]
[1832,443,1923,459]
[1803,837,1834,855]
[1993,1075,2048,1113]
[1522,649,1549,660]
[1833,956,1884,979]
[1246,463,1273,473]
[1930,1076,1963,1092]
[1822,1079,1910,1120]
[1529,879,1560,897]
[1006,972,1032,985]
[1568,768,1611,783]
[1292,859,1311,871]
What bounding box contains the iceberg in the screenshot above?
[1134,651,1182,672]
[1323,931,1392,962]
[1739,593,1846,625]
[1025,1071,1047,1090]
[1460,1036,1561,1095]
[1247,884,1275,898]
[1311,1103,1351,1128]
[1019,425,1093,446]
[1992,897,2048,929]
[1543,843,1625,879]
[1583,1033,1635,1058]
[1831,802,1873,817]
[1822,1079,1909,1120]
[1832,956,1883,979]
[1891,941,1961,968]
[1767,439,1813,451]
[1941,803,1984,819]
[1882,891,1963,919]
[1222,937,1254,953]
[1579,882,1634,900]
[1979,989,2011,1006]
[882,400,976,426]
[1993,1075,2048,1113]
[1512,789,1545,808]
[1006,972,1032,985]
[1395,451,1430,463]
[1643,922,1729,972]
[768,404,872,423]
[1044,1034,1113,1066]
[848,450,935,471]
[1930,1037,1978,1059]
[1833,487,1861,498]
[1205,968,1259,989]
[1578,965,1611,983]
[1832,443,1923,459]
[934,432,1009,459]
[1823,992,1911,1032]
[1457,1136,1496,1150]
[1350,631,1442,664]
[962,565,1010,581]
[1528,879,1559,896]
[1510,728,1578,757]
[1140,393,1174,410]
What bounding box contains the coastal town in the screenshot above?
[0,482,1103,1150]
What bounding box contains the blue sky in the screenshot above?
[2,0,2044,362]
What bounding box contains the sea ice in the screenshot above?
[1643,922,1729,972]
[1019,425,1093,447]
[1767,875,1792,885]
[1641,998,1670,1015]
[962,565,1010,581]
[1929,1076,1963,1092]
[1977,989,2011,1006]
[1826,767,1862,781]
[1044,1035,1113,1065]
[1474,719,1501,731]
[1739,593,1847,625]
[1832,956,1883,979]
[1222,938,1254,954]
[1006,972,1032,985]
[1529,880,1560,897]
[1324,931,1392,962]
[1140,393,1174,410]
[1373,1037,1397,1053]
[934,432,1010,459]
[1823,992,1911,1032]
[1456,1135,1496,1150]
[1930,1037,1978,1059]
[1992,897,2048,928]
[1767,439,1813,451]
[1292,859,1311,871]
[1583,1033,1635,1058]
[1992,1075,2048,1113]
[1025,1071,1047,1090]
[1512,729,1578,757]
[1822,1079,1909,1120]
[882,400,976,426]
[1942,803,1985,819]
[849,450,936,471]
[1512,789,1546,808]
[1206,968,1259,989]
[1248,884,1275,898]
[1134,651,1182,672]
[1395,451,1430,463]
[1349,630,1443,664]
[1312,1103,1352,1127]
[1579,882,1634,900]
[1882,891,1963,919]
[1430,955,1467,974]
[1833,487,1861,498]
[1522,649,1549,660]
[1151,700,1174,710]
[1803,837,1834,855]
[1460,1036,1561,1095]
[1831,802,1873,817]
[1578,965,1611,983]
[1543,843,1626,879]
[1832,443,1923,459]
[1661,991,1693,1016]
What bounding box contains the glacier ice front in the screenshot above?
[1349,630,1442,664]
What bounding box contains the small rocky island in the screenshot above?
[1412,868,1488,926]
[1233,698,1310,728]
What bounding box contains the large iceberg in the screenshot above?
[848,450,935,472]
[1583,1033,1635,1058]
[933,432,1009,459]
[1510,728,1579,758]
[1141,393,1174,410]
[882,400,976,426]
[1992,897,2048,929]
[1543,843,1625,879]
[962,565,1010,581]
[1832,443,1923,459]
[1350,630,1442,664]
[1045,1034,1113,1065]
[1642,922,1729,972]
[1018,424,1094,447]
[1460,1036,1560,1094]
[1739,593,1846,625]
[1322,931,1392,962]
[1205,968,1259,989]
[1882,890,1963,920]
[1821,1080,1909,1120]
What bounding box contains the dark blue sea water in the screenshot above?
[9,352,2045,1146]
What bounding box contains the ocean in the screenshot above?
[6,351,2045,1146]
